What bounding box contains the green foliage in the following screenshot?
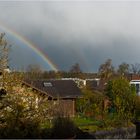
[105,80,114,101]
[0,85,55,138]
[0,85,41,138]
[76,88,105,119]
[105,77,137,125]
[73,116,103,126]
[73,116,114,132]
[0,118,41,139]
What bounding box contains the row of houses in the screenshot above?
[22,74,140,117]
[61,75,140,97]
[1,69,140,117]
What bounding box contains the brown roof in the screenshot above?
[125,74,140,81]
[23,79,82,99]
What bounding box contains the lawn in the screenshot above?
[72,115,132,132]
[73,116,106,132]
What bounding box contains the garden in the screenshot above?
[0,33,139,138]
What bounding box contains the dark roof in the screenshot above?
[125,74,140,81]
[23,79,82,99]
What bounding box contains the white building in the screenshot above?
[130,80,140,96]
[61,78,86,88]
[61,78,100,88]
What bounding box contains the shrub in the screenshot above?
[51,116,76,138]
[105,77,136,126]
[0,118,41,139]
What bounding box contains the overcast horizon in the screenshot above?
[1,1,140,72]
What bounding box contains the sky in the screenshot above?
[0,0,140,72]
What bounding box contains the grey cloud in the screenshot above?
[0,1,140,72]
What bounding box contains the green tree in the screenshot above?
[76,88,105,119]
[0,33,53,138]
[105,77,136,126]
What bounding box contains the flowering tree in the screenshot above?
[0,33,56,138]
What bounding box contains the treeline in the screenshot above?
[24,59,140,80]
[24,63,97,79]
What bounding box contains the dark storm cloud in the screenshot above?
[0,1,140,72]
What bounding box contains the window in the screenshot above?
[136,84,140,95]
[43,82,52,87]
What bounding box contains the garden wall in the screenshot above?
[92,126,136,139]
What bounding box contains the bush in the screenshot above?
[0,119,41,139]
[76,88,105,119]
[105,77,136,126]
[51,116,76,138]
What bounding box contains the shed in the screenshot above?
[23,79,82,117]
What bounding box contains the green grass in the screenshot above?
[73,115,135,132]
[40,120,52,129]
[73,116,103,125]
[73,117,93,125]
[79,125,99,132]
[41,115,134,133]
[72,116,105,132]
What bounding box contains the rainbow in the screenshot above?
[0,24,58,71]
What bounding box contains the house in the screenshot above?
[126,73,140,81]
[23,79,82,117]
[130,80,140,95]
[127,74,140,96]
[125,73,140,96]
[85,78,107,92]
[61,78,86,88]
[61,78,104,90]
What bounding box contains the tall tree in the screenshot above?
[98,59,114,80]
[0,33,10,71]
[70,63,82,73]
[0,33,12,91]
[130,63,140,74]
[117,62,129,75]
[69,63,83,78]
[105,77,136,125]
[0,33,54,138]
[26,64,43,79]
